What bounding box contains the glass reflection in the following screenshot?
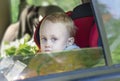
[0,48,103,80]
[97,0,120,64]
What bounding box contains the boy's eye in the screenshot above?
[51,37,58,42]
[41,37,47,42]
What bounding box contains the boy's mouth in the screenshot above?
[45,49,51,53]
[45,50,50,52]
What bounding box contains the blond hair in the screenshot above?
[40,12,76,37]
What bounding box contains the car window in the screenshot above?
[0,0,107,81]
[93,0,120,65]
[0,47,104,81]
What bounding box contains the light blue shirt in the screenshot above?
[64,44,80,50]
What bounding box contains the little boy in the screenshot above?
[34,12,79,53]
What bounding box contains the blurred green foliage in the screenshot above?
[11,0,20,23]
[112,45,120,64]
[4,34,38,57]
[11,0,81,23]
[28,48,103,75]
[104,18,120,64]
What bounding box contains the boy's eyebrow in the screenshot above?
[51,35,58,38]
[51,35,55,37]
[40,34,58,38]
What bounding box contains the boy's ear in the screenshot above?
[67,37,74,46]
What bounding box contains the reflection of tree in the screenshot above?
[112,45,120,64]
[102,14,111,23]
[94,0,120,65]
[98,4,109,14]
[98,0,120,19]
[104,18,120,51]
[26,0,80,11]
[104,18,120,59]
[98,2,120,46]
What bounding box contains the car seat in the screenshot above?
[68,3,101,48]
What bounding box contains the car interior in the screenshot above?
[0,0,120,81]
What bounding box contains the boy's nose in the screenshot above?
[45,40,51,48]
[45,45,50,48]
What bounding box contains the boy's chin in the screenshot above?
[45,51,51,54]
[42,49,63,54]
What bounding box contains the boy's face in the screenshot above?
[40,20,71,53]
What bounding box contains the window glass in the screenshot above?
[96,0,120,64]
[0,0,105,80]
[0,48,104,80]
